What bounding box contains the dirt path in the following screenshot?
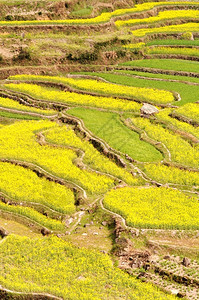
[0,285,62,300]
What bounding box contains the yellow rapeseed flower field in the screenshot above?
[0,96,56,115]
[0,161,75,213]
[116,10,199,27]
[132,22,199,37]
[0,235,176,299]
[7,75,175,104]
[132,116,199,168]
[45,126,140,185]
[4,82,143,111]
[0,2,198,26]
[0,120,114,194]
[104,186,199,229]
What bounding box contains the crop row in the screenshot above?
[115,69,199,85]
[122,44,199,59]
[142,162,199,187]
[0,2,198,26]
[0,235,175,299]
[132,22,199,37]
[0,161,75,214]
[122,42,145,49]
[104,186,199,229]
[7,75,175,104]
[121,58,199,74]
[0,120,114,195]
[131,116,199,168]
[156,107,199,139]
[0,110,41,120]
[173,103,199,123]
[81,71,199,105]
[4,83,142,111]
[146,39,199,47]
[116,9,199,27]
[0,96,55,116]
[44,125,140,186]
[68,107,162,162]
[158,256,199,282]
[146,46,199,58]
[0,201,65,231]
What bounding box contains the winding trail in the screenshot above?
[99,197,129,230]
[0,283,62,300]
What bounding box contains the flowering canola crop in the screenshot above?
[7,75,175,104]
[146,46,199,57]
[116,10,199,27]
[0,2,198,26]
[0,96,55,115]
[104,186,199,229]
[142,163,199,186]
[0,235,176,299]
[132,22,199,37]
[174,103,199,123]
[0,201,65,231]
[0,161,75,214]
[45,126,140,186]
[0,120,114,194]
[4,83,142,111]
[132,116,199,168]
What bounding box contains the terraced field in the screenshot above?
[0,0,199,299]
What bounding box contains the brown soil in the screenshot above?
[0,47,14,59]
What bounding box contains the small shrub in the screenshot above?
[5,15,13,21]
[181,32,194,40]
[13,47,31,61]
[66,51,98,63]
